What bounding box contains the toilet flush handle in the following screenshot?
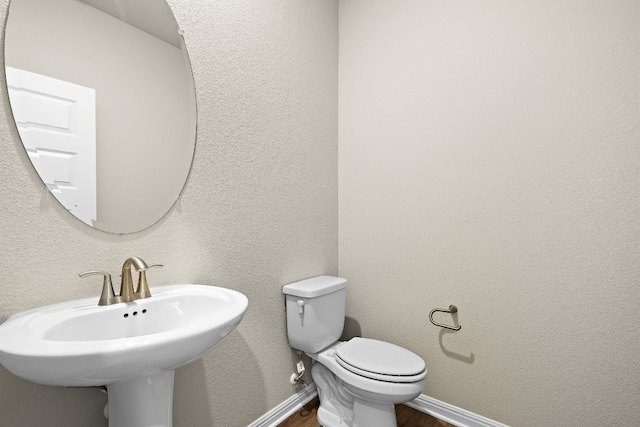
[297,300,305,314]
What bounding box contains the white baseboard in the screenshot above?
[247,384,318,427]
[405,394,510,427]
[248,386,508,427]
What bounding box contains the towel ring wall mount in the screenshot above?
[429,305,462,331]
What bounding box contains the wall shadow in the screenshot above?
[438,329,475,364]
[173,330,267,426]
[341,316,362,341]
[0,365,107,426]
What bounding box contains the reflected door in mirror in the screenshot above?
[6,67,97,225]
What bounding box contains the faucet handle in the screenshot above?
[79,270,120,306]
[134,264,163,300]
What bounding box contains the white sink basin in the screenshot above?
[0,284,248,427]
[0,284,247,386]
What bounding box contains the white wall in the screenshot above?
[339,0,640,426]
[0,0,338,425]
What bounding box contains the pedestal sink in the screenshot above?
[0,284,248,427]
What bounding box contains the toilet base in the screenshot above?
[316,395,398,427]
[311,360,402,427]
[313,362,354,426]
[317,406,348,427]
[352,398,396,427]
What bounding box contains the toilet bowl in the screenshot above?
[283,276,427,427]
[310,340,426,427]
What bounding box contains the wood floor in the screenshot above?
[278,397,455,427]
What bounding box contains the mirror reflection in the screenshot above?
[4,0,197,234]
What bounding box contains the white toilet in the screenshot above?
[283,276,427,427]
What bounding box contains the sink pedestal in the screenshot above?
[107,371,175,427]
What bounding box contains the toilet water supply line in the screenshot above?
[290,351,307,386]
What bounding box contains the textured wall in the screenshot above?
[339,0,640,426]
[0,0,337,425]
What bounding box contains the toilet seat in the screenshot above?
[334,338,426,383]
[312,341,428,406]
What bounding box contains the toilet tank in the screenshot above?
[282,276,347,353]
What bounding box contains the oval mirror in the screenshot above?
[4,0,197,234]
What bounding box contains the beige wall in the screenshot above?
[2,0,639,426]
[0,0,337,425]
[339,0,640,426]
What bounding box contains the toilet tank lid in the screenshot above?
[282,276,346,298]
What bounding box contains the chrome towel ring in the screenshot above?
[429,305,461,331]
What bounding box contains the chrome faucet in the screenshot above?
[80,257,163,306]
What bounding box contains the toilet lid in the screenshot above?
[335,338,426,381]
